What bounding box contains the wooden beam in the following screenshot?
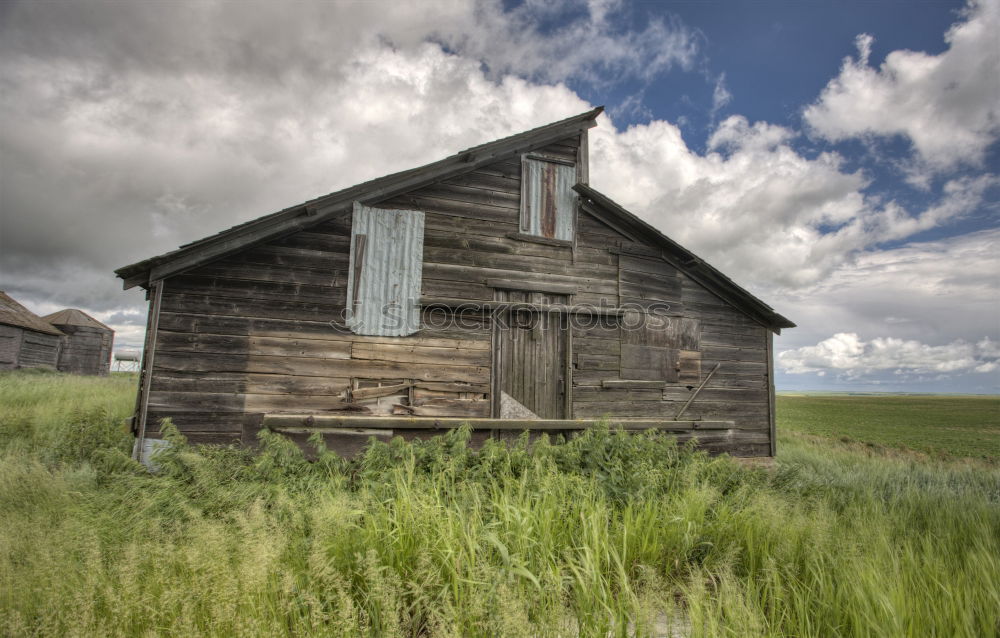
[420,297,625,316]
[767,331,776,457]
[263,414,734,431]
[578,200,641,243]
[133,280,163,463]
[505,232,574,248]
[675,363,721,419]
[485,278,578,295]
[601,380,665,389]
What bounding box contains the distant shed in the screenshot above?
[43,309,114,376]
[0,291,63,371]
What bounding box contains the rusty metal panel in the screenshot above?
[346,202,425,336]
[521,156,576,240]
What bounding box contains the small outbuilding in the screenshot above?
[43,309,114,376]
[0,291,64,371]
[117,108,794,461]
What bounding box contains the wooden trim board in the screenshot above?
[264,414,735,431]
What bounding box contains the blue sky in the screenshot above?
[0,0,997,392]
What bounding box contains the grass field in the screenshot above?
[0,371,998,637]
[778,394,1000,463]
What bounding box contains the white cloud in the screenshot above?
[589,115,996,291]
[803,0,1000,180]
[778,333,999,377]
[772,228,1000,387]
[437,0,701,84]
[710,73,732,118]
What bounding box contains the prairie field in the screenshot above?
[0,371,998,637]
[778,393,1000,462]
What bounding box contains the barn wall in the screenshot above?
[53,325,113,375]
[0,325,61,370]
[0,324,24,370]
[143,132,774,456]
[566,211,772,456]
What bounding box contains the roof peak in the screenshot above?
[117,107,603,289]
[42,308,112,331]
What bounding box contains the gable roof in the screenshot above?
[113,107,792,333]
[42,308,113,332]
[574,184,795,333]
[0,291,63,336]
[116,107,604,289]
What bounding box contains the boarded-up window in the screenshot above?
[520,155,576,241]
[346,203,424,336]
[620,311,700,382]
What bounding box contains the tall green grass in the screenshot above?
[0,372,998,637]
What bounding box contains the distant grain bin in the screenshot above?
[0,291,63,370]
[42,309,114,376]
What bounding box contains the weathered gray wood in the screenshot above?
[663,386,770,404]
[350,342,490,366]
[620,344,679,382]
[674,363,720,419]
[160,293,347,323]
[486,278,578,295]
[600,379,665,389]
[496,301,567,419]
[135,280,163,462]
[406,398,491,418]
[349,382,413,400]
[678,349,701,384]
[424,262,618,296]
[767,330,776,456]
[157,331,354,359]
[505,232,574,248]
[575,387,662,401]
[423,244,616,280]
[154,351,489,383]
[264,415,734,430]
[575,353,618,370]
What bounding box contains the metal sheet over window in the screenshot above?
[346,202,424,336]
[520,156,576,241]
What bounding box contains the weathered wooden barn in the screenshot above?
[0,291,64,371]
[42,309,114,376]
[116,108,794,462]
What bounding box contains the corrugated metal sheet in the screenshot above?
[521,156,576,240]
[346,202,425,336]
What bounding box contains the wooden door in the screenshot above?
[495,291,568,419]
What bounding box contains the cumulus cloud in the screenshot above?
[803,0,1000,180]
[772,228,1000,388]
[778,333,999,377]
[776,227,1000,347]
[589,115,996,290]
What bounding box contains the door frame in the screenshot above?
[490,303,573,419]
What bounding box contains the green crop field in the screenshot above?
[1,371,998,637]
[778,393,1000,463]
